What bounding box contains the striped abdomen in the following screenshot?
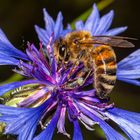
[92,45,117,99]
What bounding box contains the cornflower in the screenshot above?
[0,4,140,140]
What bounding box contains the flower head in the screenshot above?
[0,4,140,140]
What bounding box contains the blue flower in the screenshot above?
[0,4,140,140]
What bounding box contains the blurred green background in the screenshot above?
[0,0,140,139]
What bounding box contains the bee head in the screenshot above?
[54,37,71,63]
[66,30,92,47]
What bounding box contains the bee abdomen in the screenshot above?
[93,45,117,98]
[98,74,116,85]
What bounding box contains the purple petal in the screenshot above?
[57,106,70,138]
[76,102,126,140]
[18,88,49,107]
[73,89,96,97]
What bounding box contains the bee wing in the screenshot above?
[81,36,136,48]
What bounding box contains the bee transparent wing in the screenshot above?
[80,36,136,48]
[93,36,136,48]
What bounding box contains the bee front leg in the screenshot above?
[67,60,80,80]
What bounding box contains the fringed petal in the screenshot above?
[35,9,64,46]
[85,4,100,32]
[93,10,114,35]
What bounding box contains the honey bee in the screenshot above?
[53,30,135,99]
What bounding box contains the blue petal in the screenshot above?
[0,97,54,140]
[118,49,140,69]
[105,26,127,35]
[76,102,126,140]
[84,4,100,33]
[0,80,40,96]
[35,8,55,46]
[75,20,84,30]
[5,109,40,135]
[117,77,140,86]
[93,10,114,35]
[0,29,28,60]
[54,12,63,39]
[117,49,140,86]
[73,120,83,140]
[34,105,61,140]
[0,53,19,65]
[117,70,140,79]
[99,120,126,140]
[18,117,38,140]
[106,108,140,140]
[0,28,14,45]
[61,24,72,36]
[35,9,64,46]
[43,8,55,36]
[0,108,38,137]
[0,104,29,115]
[35,25,50,45]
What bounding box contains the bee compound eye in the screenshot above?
[73,39,79,44]
[59,45,66,57]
